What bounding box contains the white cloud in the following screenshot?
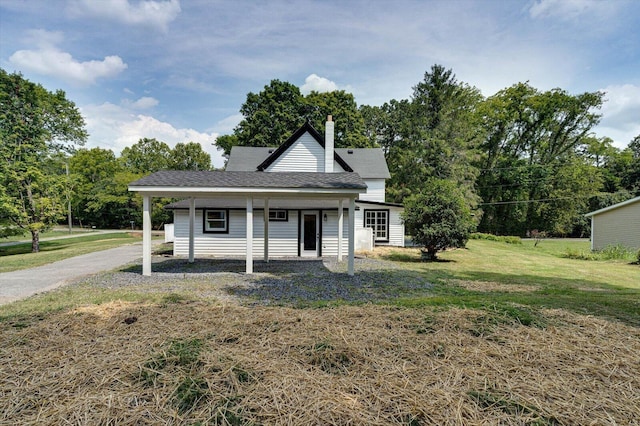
[9,29,127,86]
[300,74,339,94]
[529,0,617,20]
[81,101,226,168]
[593,84,640,148]
[213,113,243,134]
[68,0,181,31]
[125,96,159,109]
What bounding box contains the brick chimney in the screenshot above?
[325,115,334,173]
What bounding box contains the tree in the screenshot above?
[69,147,127,228]
[120,138,171,174]
[169,141,211,170]
[476,82,604,236]
[233,79,306,151]
[381,65,484,204]
[403,179,476,260]
[85,169,143,229]
[0,69,87,251]
[217,79,373,157]
[304,90,370,148]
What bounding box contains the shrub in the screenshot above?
[562,244,636,261]
[470,233,522,244]
[403,179,476,260]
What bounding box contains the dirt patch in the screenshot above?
[450,279,538,293]
[2,302,639,425]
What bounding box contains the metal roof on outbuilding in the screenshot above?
[584,195,640,217]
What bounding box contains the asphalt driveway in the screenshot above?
[0,243,144,305]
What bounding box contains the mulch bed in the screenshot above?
[2,301,639,425]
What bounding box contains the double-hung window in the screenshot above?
[204,209,228,233]
[364,209,389,242]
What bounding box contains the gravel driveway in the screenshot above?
[79,255,433,306]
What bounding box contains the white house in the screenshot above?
[584,195,640,251]
[129,117,404,276]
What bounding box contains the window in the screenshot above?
[268,210,288,222]
[204,209,228,233]
[364,210,389,242]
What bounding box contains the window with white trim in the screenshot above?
[204,209,228,233]
[268,210,288,222]
[364,209,389,242]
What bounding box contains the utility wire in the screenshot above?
[478,195,590,206]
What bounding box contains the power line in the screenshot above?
[478,195,590,206]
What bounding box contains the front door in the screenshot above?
[301,211,319,257]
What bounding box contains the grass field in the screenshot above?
[0,227,98,243]
[0,232,141,273]
[1,239,638,425]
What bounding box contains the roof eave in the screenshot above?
[584,195,640,217]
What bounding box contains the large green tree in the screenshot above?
[476,82,604,236]
[303,90,369,148]
[120,137,172,174]
[69,147,140,229]
[0,69,87,251]
[364,65,484,204]
[216,79,372,157]
[169,141,212,171]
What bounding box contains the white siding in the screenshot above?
[266,131,344,173]
[359,179,386,202]
[173,209,365,257]
[355,203,405,247]
[592,201,640,250]
[388,207,405,247]
[320,210,349,256]
[174,210,298,258]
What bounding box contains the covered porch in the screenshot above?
[128,170,367,276]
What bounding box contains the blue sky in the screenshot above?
[1,0,639,168]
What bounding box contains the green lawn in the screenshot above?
[0,227,97,243]
[378,239,640,326]
[2,238,638,327]
[0,233,141,273]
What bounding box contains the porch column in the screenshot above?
[246,196,253,274]
[348,197,355,276]
[337,199,344,261]
[263,198,269,262]
[188,197,195,263]
[142,195,152,276]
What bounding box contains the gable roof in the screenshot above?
[335,148,390,179]
[225,124,390,179]
[584,195,640,217]
[226,147,272,171]
[255,121,353,172]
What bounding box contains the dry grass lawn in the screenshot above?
[2,300,639,425]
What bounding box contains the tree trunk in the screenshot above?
[421,248,438,261]
[31,229,40,253]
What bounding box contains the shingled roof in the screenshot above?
[129,170,367,190]
[226,147,390,179]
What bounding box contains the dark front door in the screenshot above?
[303,214,317,251]
[301,212,319,256]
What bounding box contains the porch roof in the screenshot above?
[129,170,367,197]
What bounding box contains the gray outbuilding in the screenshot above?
[585,195,640,251]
